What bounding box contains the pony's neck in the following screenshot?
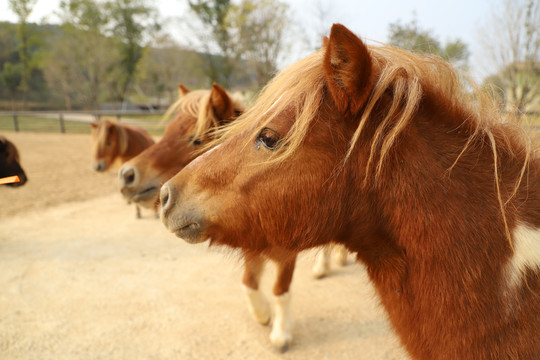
[349,94,540,359]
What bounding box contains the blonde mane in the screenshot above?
[209,43,536,247]
[162,88,245,142]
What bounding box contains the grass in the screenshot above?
[0,114,166,135]
[0,115,91,134]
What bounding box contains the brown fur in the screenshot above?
[161,24,540,359]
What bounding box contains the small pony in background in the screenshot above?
[90,118,155,217]
[0,135,27,187]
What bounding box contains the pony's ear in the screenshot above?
[209,82,234,122]
[323,24,373,116]
[90,122,98,129]
[178,83,190,96]
[322,35,329,48]
[115,124,129,154]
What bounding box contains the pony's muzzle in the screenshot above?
[159,182,207,244]
[93,160,107,172]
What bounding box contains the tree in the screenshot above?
[136,34,207,105]
[187,0,240,87]
[388,17,470,70]
[105,0,161,105]
[227,0,293,88]
[8,0,37,109]
[43,0,120,109]
[0,62,23,110]
[479,0,540,112]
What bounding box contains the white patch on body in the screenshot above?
[270,292,293,349]
[506,223,540,289]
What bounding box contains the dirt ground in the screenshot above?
[0,132,409,359]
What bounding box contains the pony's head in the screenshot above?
[90,118,129,172]
[118,83,244,209]
[0,136,27,187]
[159,24,522,251]
[159,24,381,247]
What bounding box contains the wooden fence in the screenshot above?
[0,110,167,135]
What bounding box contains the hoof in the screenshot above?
[270,329,292,351]
[254,310,271,326]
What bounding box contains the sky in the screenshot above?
[0,0,498,80]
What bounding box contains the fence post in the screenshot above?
[13,113,19,132]
[59,112,66,133]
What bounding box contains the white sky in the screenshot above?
[0,0,499,80]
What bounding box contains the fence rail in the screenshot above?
[0,110,167,135]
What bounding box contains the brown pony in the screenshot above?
[119,83,311,349]
[90,118,155,172]
[0,135,28,187]
[159,24,540,359]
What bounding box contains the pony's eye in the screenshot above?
[106,142,112,146]
[188,136,202,146]
[256,128,281,150]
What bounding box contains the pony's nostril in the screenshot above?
[160,184,172,210]
[122,168,136,186]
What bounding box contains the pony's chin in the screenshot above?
[179,236,210,244]
[172,224,209,244]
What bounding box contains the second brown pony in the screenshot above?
[120,83,310,349]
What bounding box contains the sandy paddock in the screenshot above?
[0,132,408,359]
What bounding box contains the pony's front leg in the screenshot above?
[269,252,297,350]
[242,252,271,325]
[312,245,332,278]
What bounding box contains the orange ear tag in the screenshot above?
[0,176,20,185]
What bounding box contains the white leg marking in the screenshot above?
[333,244,348,266]
[270,292,293,349]
[507,223,540,289]
[313,246,331,279]
[242,285,271,325]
